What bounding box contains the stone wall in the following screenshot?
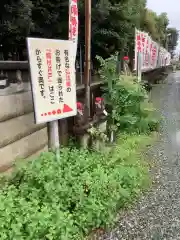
[0,90,48,172]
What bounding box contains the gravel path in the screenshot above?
[100,72,180,240]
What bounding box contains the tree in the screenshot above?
[141,9,169,46]
[30,0,68,39]
[156,12,169,46]
[0,0,178,64]
[79,0,147,68]
[0,0,33,59]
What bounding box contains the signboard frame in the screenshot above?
[26,37,77,125]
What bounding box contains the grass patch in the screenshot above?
[0,133,154,240]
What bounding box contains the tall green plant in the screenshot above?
[97,55,159,133]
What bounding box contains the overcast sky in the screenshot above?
[147,0,179,29]
[147,0,180,50]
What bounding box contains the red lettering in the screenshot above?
[71,16,77,26]
[47,59,51,67]
[48,68,52,74]
[69,25,72,39]
[46,49,52,82]
[72,26,77,36]
[66,81,71,87]
[137,35,140,41]
[66,72,71,81]
[71,4,78,16]
[46,52,51,59]
[65,69,71,87]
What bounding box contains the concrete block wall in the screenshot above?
[0,90,48,172]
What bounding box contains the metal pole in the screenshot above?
[137,52,142,82]
[84,0,91,119]
[80,44,83,84]
[48,121,60,160]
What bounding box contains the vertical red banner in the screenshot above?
[68,0,78,66]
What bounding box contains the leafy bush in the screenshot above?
[0,134,152,240]
[97,55,159,134]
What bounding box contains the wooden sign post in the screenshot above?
[27,38,77,159]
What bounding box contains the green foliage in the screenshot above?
[0,133,152,239]
[0,0,178,63]
[30,0,68,39]
[0,0,33,56]
[87,126,108,142]
[97,54,159,133]
[142,9,169,46]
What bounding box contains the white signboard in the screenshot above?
[27,38,77,124]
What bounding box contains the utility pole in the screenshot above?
[166,33,171,51]
[84,0,91,120]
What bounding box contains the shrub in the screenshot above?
[97,54,159,134]
[0,134,152,240]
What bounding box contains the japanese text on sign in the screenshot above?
[55,49,63,103]
[68,0,78,68]
[136,34,141,52]
[27,38,77,124]
[35,49,45,98]
[69,0,78,41]
[46,49,55,104]
[64,49,71,92]
[134,28,170,71]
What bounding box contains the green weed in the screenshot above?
[0,134,153,239]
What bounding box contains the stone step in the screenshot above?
[0,91,33,122]
[0,145,48,176]
[0,128,48,171]
[0,112,46,148]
